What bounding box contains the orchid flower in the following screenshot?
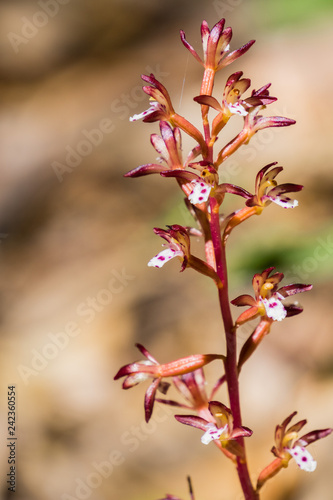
[175,401,252,459]
[130,74,175,123]
[231,267,312,324]
[130,74,206,150]
[148,224,221,285]
[114,344,224,422]
[245,162,303,209]
[125,121,183,178]
[215,83,295,166]
[148,225,191,271]
[257,412,332,490]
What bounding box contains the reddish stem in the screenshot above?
[209,199,259,500]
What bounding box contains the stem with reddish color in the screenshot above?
[210,199,259,500]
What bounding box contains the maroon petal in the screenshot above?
[287,419,307,435]
[136,343,159,364]
[253,116,296,131]
[285,304,304,317]
[160,169,199,181]
[155,397,191,409]
[144,378,160,422]
[230,426,253,439]
[298,428,332,446]
[216,183,252,199]
[231,294,257,307]
[268,183,303,197]
[180,30,204,66]
[280,411,298,436]
[278,283,312,297]
[193,95,222,111]
[218,39,255,69]
[124,164,168,177]
[174,414,208,431]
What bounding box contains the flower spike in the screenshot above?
[180,19,254,72]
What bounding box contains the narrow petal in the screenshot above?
[144,378,160,422]
[287,445,317,472]
[254,116,296,131]
[278,283,313,298]
[180,30,204,66]
[148,248,182,268]
[135,343,159,364]
[124,164,167,177]
[188,180,212,204]
[175,414,209,431]
[298,428,333,446]
[231,426,253,439]
[218,39,255,70]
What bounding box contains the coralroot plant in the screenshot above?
[115,19,332,499]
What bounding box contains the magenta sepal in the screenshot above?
[124,164,169,177]
[174,415,209,431]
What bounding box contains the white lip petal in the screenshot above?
[148,248,182,268]
[262,297,287,321]
[227,102,248,117]
[272,196,298,209]
[201,423,225,445]
[288,445,317,472]
[130,106,156,122]
[188,180,212,205]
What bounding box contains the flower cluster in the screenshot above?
[115,17,332,500]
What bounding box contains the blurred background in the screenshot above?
[0,0,332,499]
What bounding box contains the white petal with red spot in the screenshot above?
[201,423,226,445]
[261,296,287,321]
[288,445,317,472]
[227,102,248,116]
[130,102,158,122]
[188,180,212,204]
[148,248,183,268]
[270,196,298,209]
[130,108,154,122]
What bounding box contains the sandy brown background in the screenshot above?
[0,1,332,499]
